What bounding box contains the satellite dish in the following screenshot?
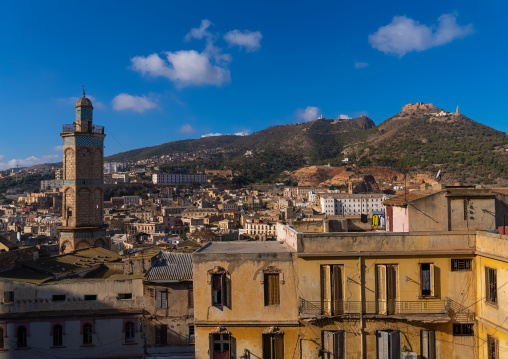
[436,169,442,182]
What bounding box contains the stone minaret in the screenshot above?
[58,90,108,253]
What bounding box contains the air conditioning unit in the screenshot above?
[402,353,417,359]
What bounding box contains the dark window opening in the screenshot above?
[125,322,135,343]
[486,267,497,304]
[17,326,27,348]
[3,291,14,303]
[117,293,133,300]
[52,295,66,302]
[488,335,499,359]
[263,333,284,359]
[53,325,63,347]
[155,325,167,346]
[84,295,97,301]
[0,328,4,349]
[451,259,472,271]
[210,333,231,358]
[211,274,230,308]
[83,323,93,345]
[421,263,431,296]
[453,323,474,336]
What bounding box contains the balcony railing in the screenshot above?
[299,298,449,317]
[61,124,104,134]
[62,124,76,132]
[92,125,104,134]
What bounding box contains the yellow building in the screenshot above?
[193,241,299,359]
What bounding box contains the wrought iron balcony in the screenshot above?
[61,124,104,134]
[299,298,449,317]
[92,125,104,134]
[62,124,76,132]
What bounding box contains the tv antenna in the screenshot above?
[436,169,442,182]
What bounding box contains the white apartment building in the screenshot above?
[152,173,207,185]
[240,222,277,237]
[103,162,125,174]
[320,194,389,216]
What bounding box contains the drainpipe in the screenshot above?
[359,256,365,359]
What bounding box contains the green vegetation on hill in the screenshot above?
[106,112,508,185]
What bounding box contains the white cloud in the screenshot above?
[354,61,369,69]
[201,133,223,138]
[178,124,196,134]
[369,13,474,56]
[131,20,262,88]
[0,154,60,171]
[53,145,63,151]
[338,114,352,119]
[131,51,231,87]
[234,130,250,136]
[224,30,262,51]
[112,93,157,113]
[185,19,213,41]
[297,106,320,122]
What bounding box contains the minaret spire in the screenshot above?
[82,85,85,97]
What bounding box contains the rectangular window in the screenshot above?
[452,323,474,336]
[322,330,345,359]
[117,293,133,300]
[189,325,195,344]
[376,265,397,315]
[421,330,436,359]
[210,333,230,359]
[264,274,280,306]
[155,324,168,345]
[486,267,497,304]
[376,330,400,359]
[488,335,499,359]
[321,265,343,315]
[451,259,472,271]
[263,333,284,359]
[211,274,230,308]
[3,291,14,303]
[420,263,435,296]
[188,288,194,308]
[84,295,97,301]
[155,289,168,309]
[52,295,66,302]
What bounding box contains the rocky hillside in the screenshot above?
[105,103,508,185]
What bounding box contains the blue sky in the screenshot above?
[0,0,506,170]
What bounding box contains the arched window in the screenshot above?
[125,322,135,343]
[53,325,63,347]
[17,326,27,348]
[83,324,92,345]
[0,328,4,349]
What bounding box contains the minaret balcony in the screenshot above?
[62,124,104,134]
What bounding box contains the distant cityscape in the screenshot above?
[0,94,507,359]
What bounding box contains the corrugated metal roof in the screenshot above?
[145,251,192,281]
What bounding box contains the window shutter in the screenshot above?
[322,331,332,359]
[493,269,497,303]
[377,331,388,359]
[333,266,342,314]
[273,274,280,305]
[429,330,436,359]
[263,334,271,359]
[496,338,499,359]
[274,334,284,359]
[225,276,232,308]
[322,265,332,315]
[377,265,387,314]
[388,331,400,359]
[209,334,214,359]
[336,331,345,359]
[161,290,167,309]
[430,264,435,297]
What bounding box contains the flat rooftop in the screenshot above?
[195,241,294,254]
